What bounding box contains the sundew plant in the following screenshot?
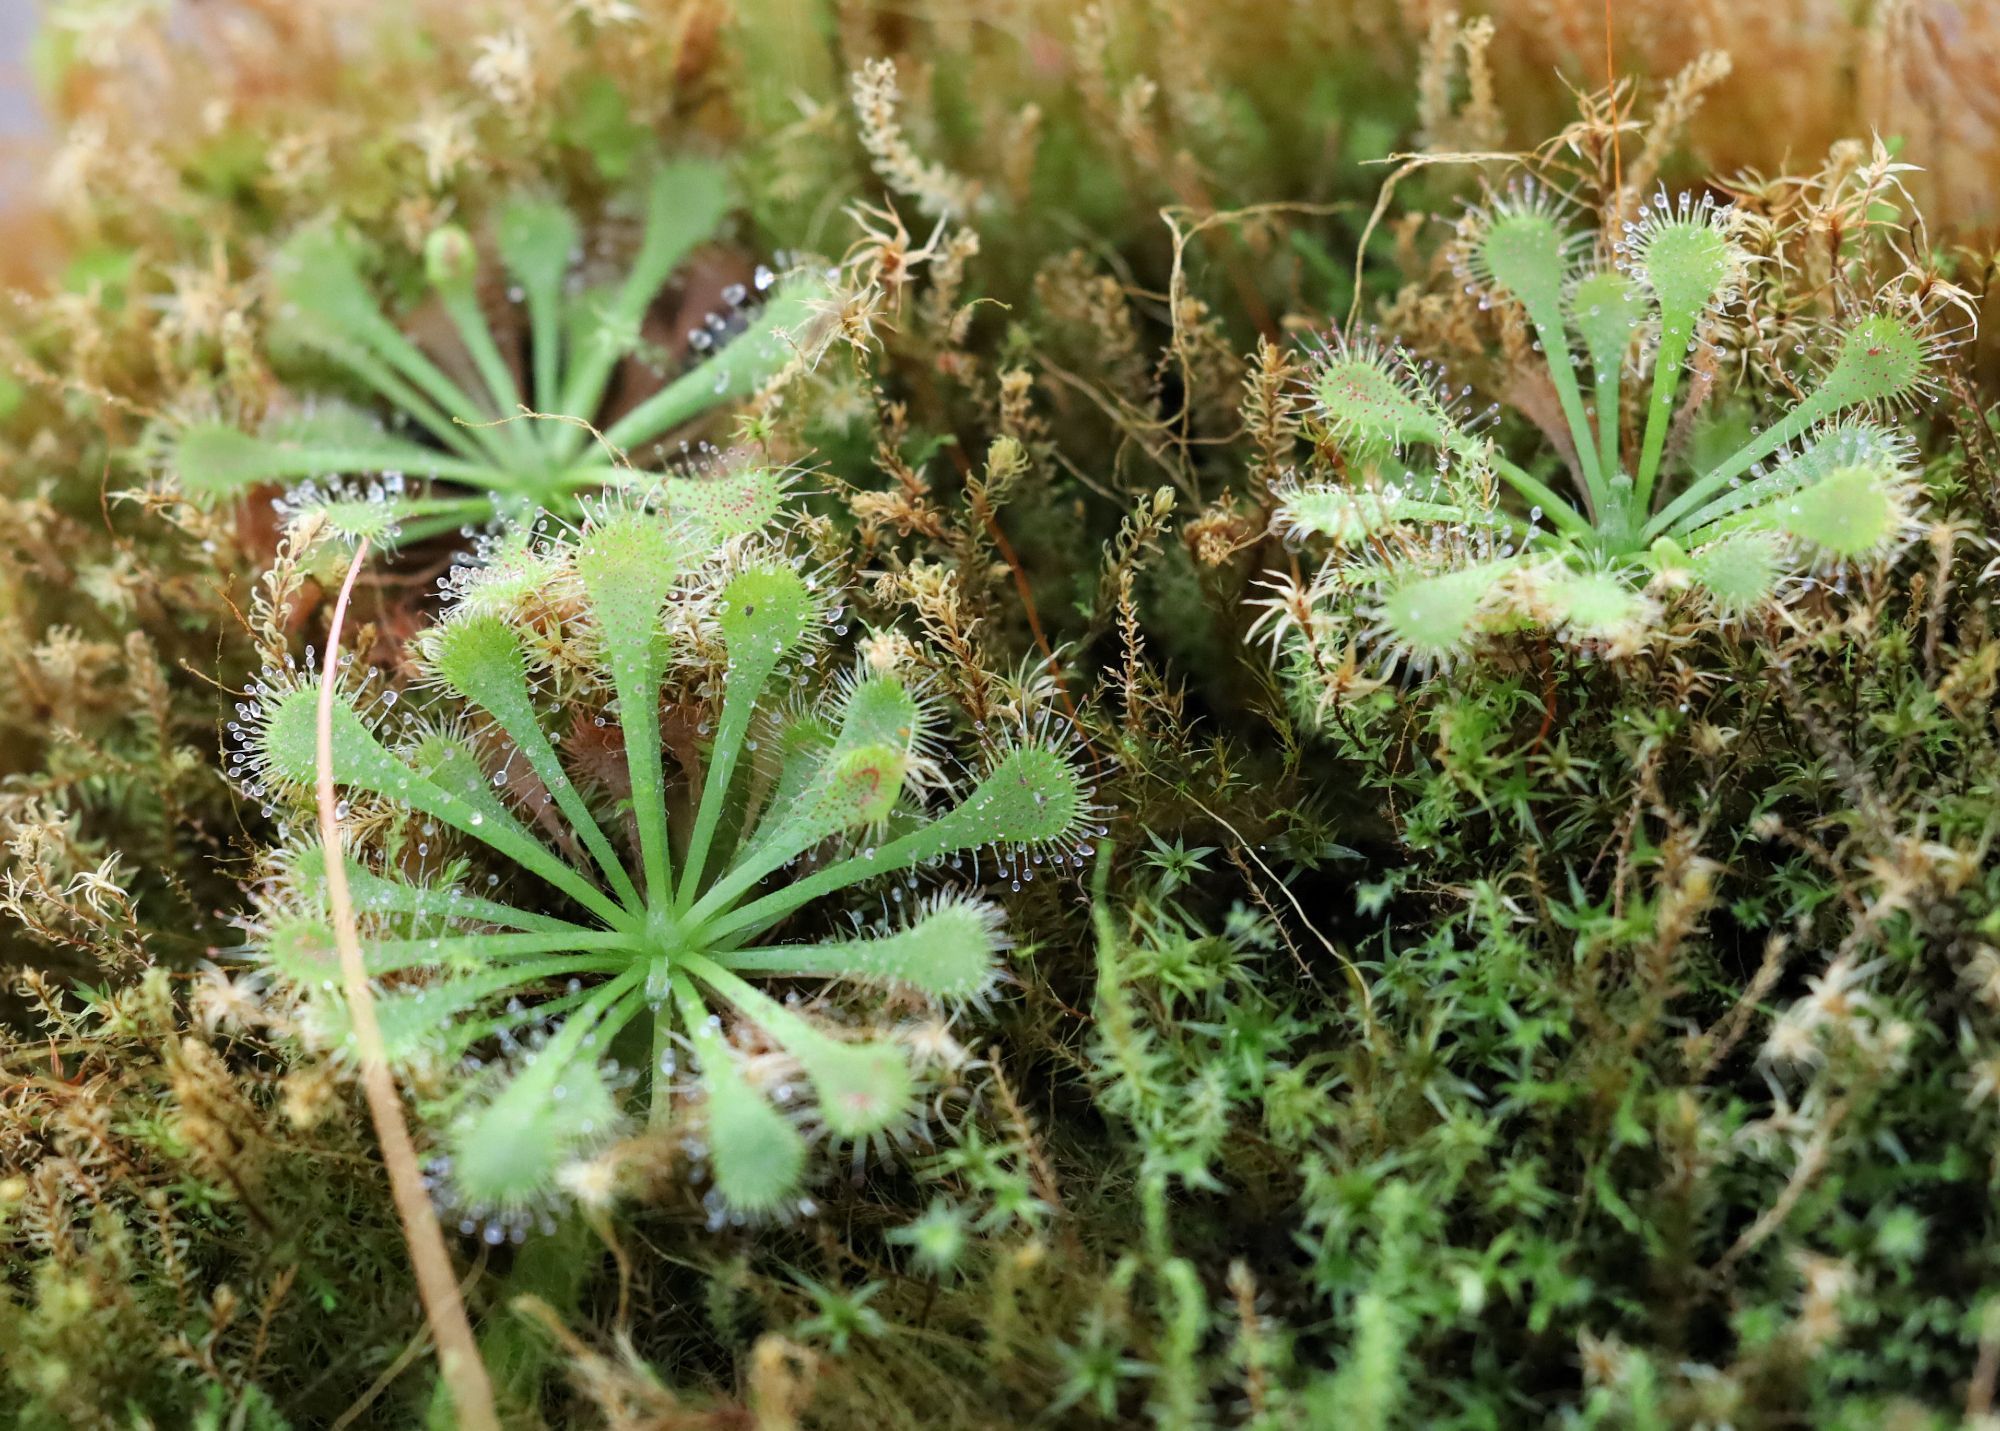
[1257,180,1947,688]
[229,470,1096,1232]
[168,158,821,544]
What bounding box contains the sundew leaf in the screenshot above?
[293,844,576,934]
[576,505,694,899]
[629,159,735,308]
[602,278,825,453]
[718,672,924,870]
[444,528,560,618]
[1775,462,1913,563]
[272,225,500,467]
[301,496,426,547]
[425,224,528,430]
[1311,348,1450,449]
[556,158,736,436]
[1690,530,1785,615]
[1568,269,1644,482]
[829,672,924,757]
[725,896,1005,1001]
[799,744,911,836]
[938,742,1084,848]
[1537,566,1652,645]
[1568,270,1645,376]
[353,956,622,1065]
[680,562,823,895]
[1278,484,1478,544]
[1477,205,1570,316]
[1814,312,1929,412]
[258,914,341,986]
[732,713,835,863]
[717,563,818,683]
[257,682,417,796]
[169,410,445,499]
[667,971,810,1213]
[1374,561,1510,669]
[272,225,391,344]
[1472,193,1615,505]
[657,465,796,541]
[1636,210,1735,324]
[575,508,690,687]
[427,611,641,908]
[792,1035,914,1139]
[497,194,580,411]
[497,196,579,298]
[403,730,543,847]
[446,1051,622,1216]
[1630,200,1740,508]
[171,423,297,497]
[697,1049,808,1215]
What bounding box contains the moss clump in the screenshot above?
[7,6,2000,1429]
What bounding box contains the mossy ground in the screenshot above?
[5,3,2000,1428]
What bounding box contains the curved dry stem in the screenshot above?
[315,539,500,1431]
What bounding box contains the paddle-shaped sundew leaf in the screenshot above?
[1569,269,1645,480]
[697,1052,808,1215]
[1629,194,1743,508]
[1569,270,1645,376]
[1374,562,1510,670]
[1278,484,1476,544]
[446,1049,623,1217]
[1538,566,1653,646]
[1690,531,1785,615]
[1775,461,1915,564]
[577,507,693,901]
[725,896,1006,1002]
[658,466,796,541]
[1814,312,1930,412]
[1476,204,1569,317]
[430,612,642,908]
[1469,190,1613,506]
[679,561,823,896]
[496,194,579,414]
[794,1036,914,1138]
[1311,344,1451,450]
[555,158,737,445]
[1634,204,1736,323]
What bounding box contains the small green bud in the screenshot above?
[423,223,478,290]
